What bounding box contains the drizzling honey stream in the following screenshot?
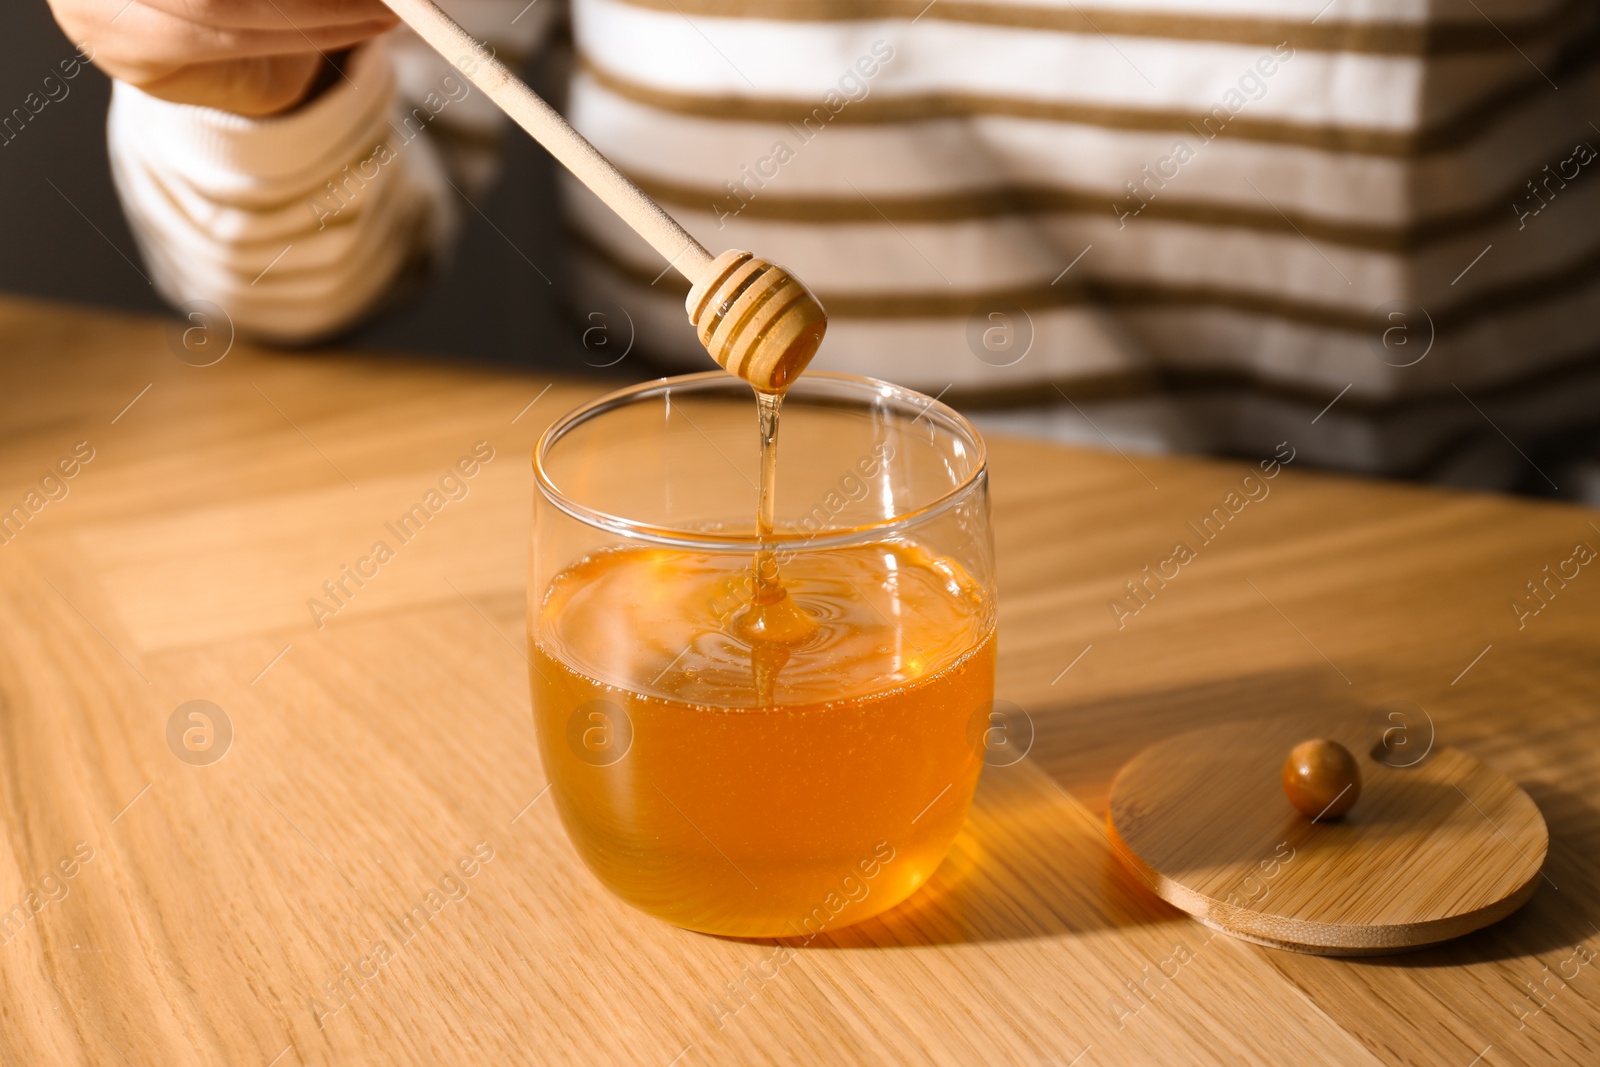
[684,251,831,702]
[729,389,822,704]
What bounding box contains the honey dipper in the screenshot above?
[377,0,828,391]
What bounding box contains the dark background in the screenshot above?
[0,3,604,377]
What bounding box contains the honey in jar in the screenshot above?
[529,538,994,937]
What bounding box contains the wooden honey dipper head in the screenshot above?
[686,250,828,393]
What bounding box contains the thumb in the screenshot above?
[137,53,325,117]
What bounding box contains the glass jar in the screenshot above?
[530,371,995,937]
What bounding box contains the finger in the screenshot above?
[86,5,397,75]
[114,0,397,32]
[136,53,324,115]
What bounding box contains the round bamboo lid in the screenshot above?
[1107,719,1548,955]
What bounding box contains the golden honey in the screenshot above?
[529,539,994,937]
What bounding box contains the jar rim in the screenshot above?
[532,371,988,553]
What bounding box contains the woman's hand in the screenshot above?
[47,0,400,116]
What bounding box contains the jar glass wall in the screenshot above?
[529,372,995,937]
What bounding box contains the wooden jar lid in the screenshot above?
[1107,720,1548,955]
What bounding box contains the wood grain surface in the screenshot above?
[1108,722,1548,954]
[2,294,1599,1065]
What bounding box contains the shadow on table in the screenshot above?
[809,759,1187,949]
[1026,666,1371,813]
[814,668,1360,950]
[807,668,1587,956]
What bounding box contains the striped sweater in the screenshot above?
[106,0,1600,487]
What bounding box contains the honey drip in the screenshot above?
[730,388,820,703]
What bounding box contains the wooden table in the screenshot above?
[2,294,1597,1066]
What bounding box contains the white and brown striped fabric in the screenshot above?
[106,0,1600,488]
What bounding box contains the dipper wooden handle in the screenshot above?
[376,0,827,391]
